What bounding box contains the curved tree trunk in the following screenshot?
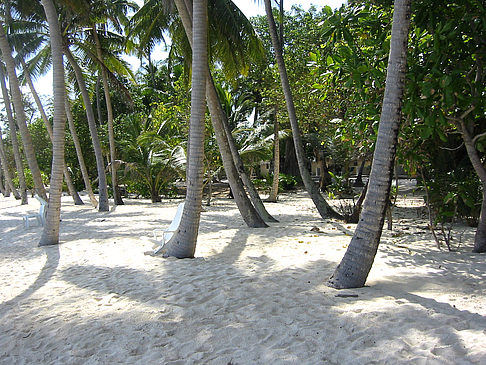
[458,119,486,253]
[0,21,47,200]
[264,0,341,220]
[64,45,109,212]
[20,59,83,205]
[92,25,124,206]
[0,126,20,199]
[328,0,412,289]
[174,0,268,228]
[0,65,27,204]
[267,110,280,202]
[163,0,208,258]
[65,94,99,207]
[39,0,66,246]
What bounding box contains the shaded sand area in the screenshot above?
[1,187,485,364]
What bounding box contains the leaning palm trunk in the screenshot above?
[39,0,66,246]
[0,126,20,199]
[163,0,208,258]
[92,26,123,206]
[64,45,109,212]
[65,94,99,207]
[328,0,412,289]
[0,66,27,204]
[214,79,278,222]
[0,22,47,200]
[264,0,341,220]
[267,110,280,202]
[174,0,267,228]
[20,59,83,205]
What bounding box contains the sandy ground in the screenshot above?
[0,185,485,364]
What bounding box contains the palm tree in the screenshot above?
[0,20,47,200]
[19,58,84,205]
[328,0,412,289]
[267,109,280,202]
[171,0,269,227]
[0,65,28,204]
[131,0,270,227]
[264,0,341,220]
[65,93,99,207]
[64,45,110,212]
[39,0,67,246]
[0,126,20,199]
[162,0,208,258]
[118,113,185,203]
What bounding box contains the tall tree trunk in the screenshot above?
[65,93,99,207]
[0,21,47,200]
[20,59,83,205]
[457,118,486,253]
[267,110,280,202]
[0,161,5,196]
[163,0,208,258]
[39,0,66,246]
[64,45,109,212]
[92,25,123,206]
[0,126,20,199]
[0,65,27,204]
[328,0,412,289]
[174,0,268,228]
[264,0,341,220]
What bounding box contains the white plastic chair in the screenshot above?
[151,202,185,255]
[23,195,48,228]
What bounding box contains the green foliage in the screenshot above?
[421,168,481,227]
[326,171,354,199]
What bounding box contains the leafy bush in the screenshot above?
[420,168,481,227]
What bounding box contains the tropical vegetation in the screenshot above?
[0,0,484,285]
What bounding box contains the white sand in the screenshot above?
[1,189,485,364]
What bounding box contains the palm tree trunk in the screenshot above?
[92,25,123,206]
[0,65,27,204]
[20,59,83,205]
[64,45,109,212]
[267,110,280,202]
[328,0,412,289]
[163,0,208,258]
[174,0,268,228]
[65,93,99,207]
[0,21,47,200]
[0,126,20,199]
[39,0,66,246]
[264,0,341,220]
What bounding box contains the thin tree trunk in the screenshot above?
[20,59,83,205]
[174,0,268,228]
[39,0,66,246]
[92,25,123,206]
[0,21,47,200]
[267,110,280,202]
[328,0,412,289]
[458,119,486,253]
[163,0,208,258]
[0,162,5,195]
[0,126,20,199]
[264,0,341,220]
[65,93,99,207]
[64,45,109,212]
[0,65,27,204]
